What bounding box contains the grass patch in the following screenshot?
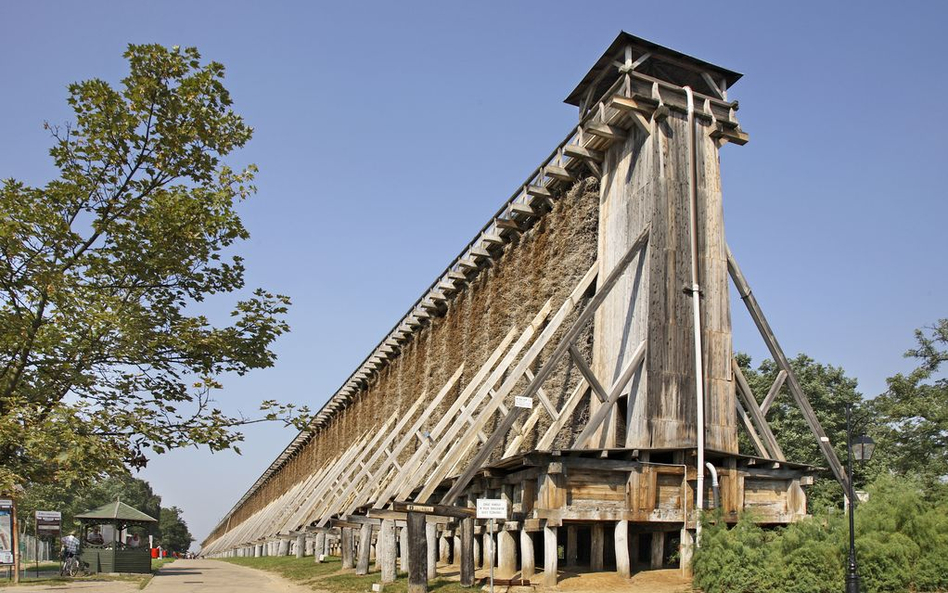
[216,556,469,593]
[152,557,177,571]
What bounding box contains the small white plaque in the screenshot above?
[36,511,62,521]
[476,498,508,520]
[514,396,533,409]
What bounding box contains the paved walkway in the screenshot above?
[146,559,315,592]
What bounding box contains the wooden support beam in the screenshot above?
[573,341,646,449]
[544,165,573,182]
[760,370,788,418]
[727,246,849,491]
[736,398,770,459]
[568,344,608,403]
[407,512,427,593]
[509,203,536,217]
[481,233,505,246]
[585,122,627,142]
[564,144,604,162]
[732,358,786,461]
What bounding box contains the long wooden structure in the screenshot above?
[201,32,846,585]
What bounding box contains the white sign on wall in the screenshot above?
[514,396,533,409]
[476,498,508,520]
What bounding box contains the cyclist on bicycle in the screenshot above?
[61,532,80,560]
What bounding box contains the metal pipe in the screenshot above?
[684,86,707,546]
[705,462,720,509]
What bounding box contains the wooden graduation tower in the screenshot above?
[202,32,849,585]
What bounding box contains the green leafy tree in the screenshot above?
[868,319,948,493]
[158,506,193,553]
[0,44,309,492]
[735,353,864,511]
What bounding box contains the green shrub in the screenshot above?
[692,475,948,593]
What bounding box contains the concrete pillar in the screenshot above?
[591,524,604,571]
[679,528,694,577]
[498,529,517,577]
[426,523,437,580]
[254,543,261,557]
[341,528,354,569]
[542,526,558,587]
[453,533,462,565]
[615,521,631,578]
[650,531,665,569]
[296,534,306,559]
[400,526,410,573]
[356,523,373,575]
[566,525,577,566]
[380,520,397,583]
[305,537,314,557]
[520,529,535,579]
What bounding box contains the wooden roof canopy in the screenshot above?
[564,31,742,108]
[75,501,157,524]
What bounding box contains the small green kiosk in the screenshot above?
[76,501,157,574]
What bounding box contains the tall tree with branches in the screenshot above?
[0,44,308,491]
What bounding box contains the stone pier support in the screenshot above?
[400,526,410,573]
[520,529,535,579]
[380,520,397,583]
[439,534,449,564]
[315,531,326,563]
[679,528,694,577]
[473,535,482,569]
[542,526,558,587]
[426,522,437,580]
[356,523,372,575]
[341,527,354,569]
[296,534,306,558]
[498,529,516,577]
[615,521,630,578]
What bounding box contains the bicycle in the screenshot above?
[60,553,80,577]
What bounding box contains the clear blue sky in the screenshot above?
[3,1,946,549]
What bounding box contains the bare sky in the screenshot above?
[2,1,946,549]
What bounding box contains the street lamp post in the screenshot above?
[845,403,875,593]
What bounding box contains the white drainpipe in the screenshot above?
[685,86,706,546]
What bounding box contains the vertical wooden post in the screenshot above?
[520,529,535,579]
[380,520,397,583]
[400,526,410,574]
[425,522,437,580]
[650,531,665,569]
[407,512,428,593]
[356,523,372,575]
[679,528,694,577]
[591,523,604,571]
[566,525,577,566]
[615,520,630,578]
[12,499,19,585]
[341,527,354,569]
[460,517,475,587]
[542,525,558,587]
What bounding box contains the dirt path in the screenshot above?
[146,558,315,592]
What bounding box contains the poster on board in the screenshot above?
[0,499,14,566]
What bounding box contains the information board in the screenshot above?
[36,510,61,535]
[0,499,13,566]
[476,498,508,520]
